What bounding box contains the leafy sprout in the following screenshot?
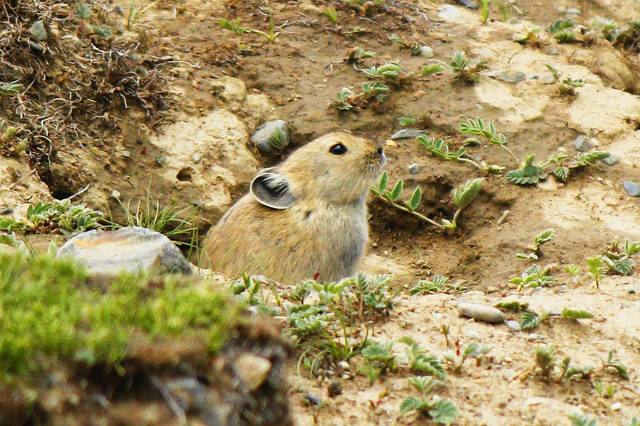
[450,51,487,84]
[510,264,554,291]
[586,256,606,288]
[363,62,414,85]
[345,47,375,64]
[321,7,339,24]
[459,118,518,164]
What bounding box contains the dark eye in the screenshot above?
[329,143,347,155]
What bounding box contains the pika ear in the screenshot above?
[250,170,296,209]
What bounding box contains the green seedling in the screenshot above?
[443,342,492,373]
[615,21,640,50]
[0,82,23,96]
[591,380,615,398]
[371,172,483,232]
[480,0,490,24]
[345,47,375,64]
[389,33,424,55]
[600,238,640,276]
[563,264,581,283]
[495,301,529,312]
[417,135,504,173]
[516,228,554,260]
[450,51,487,84]
[363,62,414,85]
[590,17,618,42]
[422,64,444,76]
[534,345,557,378]
[510,264,554,291]
[546,63,561,83]
[519,307,593,331]
[358,340,397,383]
[333,82,390,112]
[586,256,606,288]
[505,154,547,185]
[397,115,417,127]
[441,325,450,346]
[400,376,457,425]
[558,77,586,95]
[362,81,390,101]
[567,413,597,426]
[410,275,462,295]
[459,118,518,164]
[400,337,446,379]
[548,18,577,43]
[218,17,250,35]
[321,7,339,24]
[334,87,356,111]
[270,127,288,150]
[514,27,546,47]
[602,349,628,379]
[126,0,160,29]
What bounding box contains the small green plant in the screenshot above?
[586,256,606,288]
[459,118,518,164]
[270,127,288,150]
[602,349,628,379]
[422,64,444,76]
[510,264,554,291]
[358,340,397,383]
[370,172,483,232]
[591,380,615,398]
[505,154,547,185]
[590,17,618,42]
[548,18,577,42]
[417,135,505,173]
[217,17,250,35]
[363,62,414,85]
[558,77,586,95]
[534,345,557,378]
[443,342,491,373]
[333,82,390,112]
[450,51,487,84]
[126,0,160,29]
[345,47,375,64]
[389,33,424,55]
[514,27,546,47]
[400,337,446,379]
[410,275,460,295]
[480,0,490,23]
[519,307,593,331]
[567,413,597,426]
[400,376,458,424]
[600,238,640,275]
[321,7,339,24]
[516,228,554,260]
[397,115,417,127]
[0,82,23,96]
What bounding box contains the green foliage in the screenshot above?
[603,350,628,379]
[270,127,288,150]
[600,238,640,276]
[558,77,586,95]
[459,117,518,164]
[345,47,376,64]
[548,19,577,42]
[359,340,397,383]
[422,64,444,76]
[417,135,487,171]
[567,413,597,426]
[517,228,554,259]
[443,342,491,373]
[321,7,339,24]
[561,308,593,320]
[0,82,23,96]
[520,310,542,330]
[126,0,160,29]
[410,275,451,295]
[0,251,238,379]
[510,264,554,291]
[450,51,487,84]
[534,345,556,378]
[480,0,489,23]
[389,33,424,55]
[586,256,606,288]
[218,17,250,34]
[363,62,414,85]
[495,301,529,312]
[400,337,446,379]
[400,376,458,424]
[397,115,417,127]
[0,199,104,237]
[506,154,546,185]
[334,87,355,111]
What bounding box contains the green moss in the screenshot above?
[0,250,240,380]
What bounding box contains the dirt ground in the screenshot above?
[2,0,640,424]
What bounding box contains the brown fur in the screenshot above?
[201,132,385,283]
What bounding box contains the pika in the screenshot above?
[201,132,386,283]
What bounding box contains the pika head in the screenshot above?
[202,132,385,283]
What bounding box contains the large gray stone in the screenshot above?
[57,227,193,279]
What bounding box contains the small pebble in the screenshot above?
[457,303,505,324]
[611,402,622,411]
[601,155,619,166]
[408,164,420,174]
[337,360,349,370]
[304,394,323,407]
[623,180,640,197]
[455,0,477,9]
[438,4,463,22]
[192,153,202,163]
[565,8,581,15]
[573,135,594,152]
[390,129,425,140]
[526,334,546,341]
[488,70,526,84]
[464,330,481,339]
[419,46,434,58]
[506,320,521,332]
[546,47,560,55]
[0,207,13,215]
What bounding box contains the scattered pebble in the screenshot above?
[623,180,640,197]
[611,402,622,411]
[408,164,420,174]
[29,20,48,41]
[546,47,560,56]
[601,155,619,166]
[385,139,398,148]
[464,330,482,340]
[251,120,289,153]
[390,129,425,140]
[488,70,526,84]
[506,320,521,332]
[233,353,272,391]
[337,360,349,370]
[565,8,581,15]
[526,334,546,342]
[573,135,594,152]
[418,46,434,58]
[455,0,477,9]
[304,393,323,407]
[457,303,505,324]
[0,207,13,215]
[438,4,463,22]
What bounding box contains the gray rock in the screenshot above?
[233,353,272,391]
[573,135,594,152]
[546,47,560,56]
[390,129,425,140]
[438,4,463,22]
[29,20,48,41]
[251,120,289,153]
[418,46,434,58]
[526,333,546,341]
[506,320,521,331]
[0,207,13,215]
[57,227,193,280]
[565,8,581,15]
[455,0,477,9]
[409,164,420,174]
[601,155,619,166]
[623,180,640,197]
[488,70,526,84]
[457,302,505,323]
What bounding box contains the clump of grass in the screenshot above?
[410,275,466,295]
[450,51,487,84]
[548,18,577,42]
[218,15,279,42]
[0,251,240,380]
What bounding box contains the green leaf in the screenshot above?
[605,350,628,379]
[422,64,444,76]
[378,171,388,191]
[520,311,541,330]
[534,229,555,246]
[561,308,593,320]
[400,396,422,413]
[390,179,403,201]
[495,301,529,312]
[408,186,422,210]
[453,178,483,209]
[567,413,598,426]
[429,399,458,425]
[612,257,634,275]
[563,264,580,276]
